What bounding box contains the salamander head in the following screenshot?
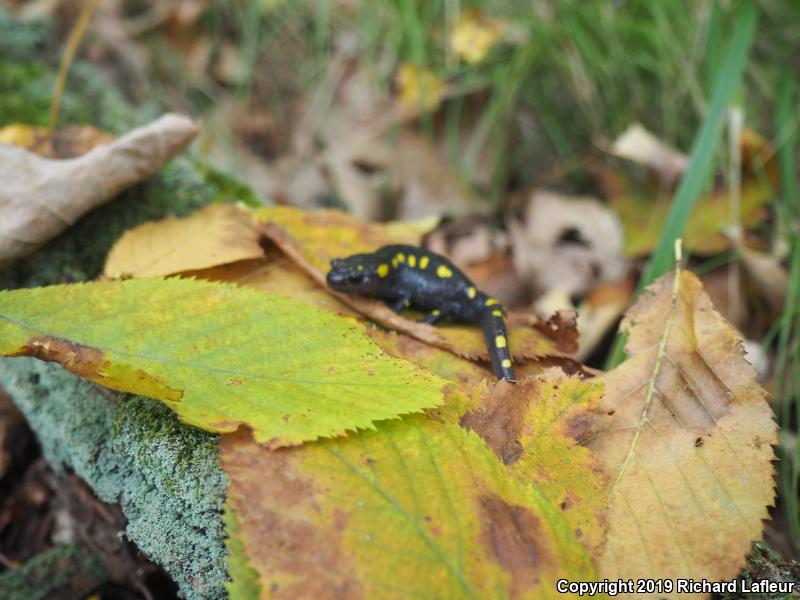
[327,254,386,295]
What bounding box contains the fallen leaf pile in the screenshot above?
[0,202,778,599]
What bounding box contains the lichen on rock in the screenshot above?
[0,360,229,600]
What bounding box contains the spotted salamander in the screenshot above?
[327,244,515,380]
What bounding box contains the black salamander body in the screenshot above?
[327,244,515,380]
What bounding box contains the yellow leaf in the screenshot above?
[104,203,266,279]
[0,123,44,148]
[589,270,776,594]
[366,328,493,386]
[0,123,114,157]
[450,9,505,64]
[395,62,446,112]
[222,380,599,598]
[612,180,771,256]
[0,277,448,447]
[190,255,360,318]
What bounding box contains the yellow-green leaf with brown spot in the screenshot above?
[222,376,604,599]
[0,278,447,447]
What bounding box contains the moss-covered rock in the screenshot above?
[0,9,263,599]
[0,359,229,600]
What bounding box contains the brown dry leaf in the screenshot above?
[255,206,578,364]
[609,123,689,184]
[589,270,777,595]
[313,121,477,222]
[574,278,634,362]
[508,190,630,297]
[536,277,634,362]
[0,123,115,158]
[237,58,476,221]
[103,203,265,279]
[735,241,788,318]
[0,113,198,268]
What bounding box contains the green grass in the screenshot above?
[775,73,800,548]
[606,2,758,368]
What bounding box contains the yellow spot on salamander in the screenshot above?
[419,256,430,269]
[431,309,440,315]
[437,265,453,278]
[485,298,499,306]
[492,310,503,317]
[501,359,512,368]
[377,264,390,277]
[391,259,398,268]
[357,265,364,271]
[408,255,417,267]
[396,253,405,263]
[495,335,507,348]
[467,286,476,298]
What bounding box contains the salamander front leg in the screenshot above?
[418,309,443,325]
[385,296,411,313]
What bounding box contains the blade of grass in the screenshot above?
[705,3,723,91]
[774,73,800,548]
[605,3,758,369]
[640,3,757,287]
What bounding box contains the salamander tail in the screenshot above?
[480,307,515,381]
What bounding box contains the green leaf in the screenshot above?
[0,278,447,447]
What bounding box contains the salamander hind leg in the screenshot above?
[417,309,443,325]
